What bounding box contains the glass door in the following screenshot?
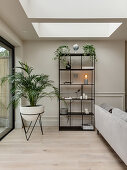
[0,37,14,140]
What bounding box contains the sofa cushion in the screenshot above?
[112,108,127,122]
[100,103,114,113]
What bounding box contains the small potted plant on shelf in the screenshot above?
[54,45,70,68]
[1,61,58,121]
[83,44,97,61]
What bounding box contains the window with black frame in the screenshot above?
[0,37,14,140]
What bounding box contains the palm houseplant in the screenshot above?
[83,44,97,61]
[54,45,70,67]
[1,61,58,121]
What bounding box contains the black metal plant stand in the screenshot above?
[20,112,44,141]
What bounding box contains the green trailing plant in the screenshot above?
[83,44,97,61]
[1,61,59,107]
[54,45,70,66]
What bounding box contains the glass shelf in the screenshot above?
[59,126,95,131]
[60,98,94,100]
[60,68,94,71]
[60,112,94,116]
[60,83,94,85]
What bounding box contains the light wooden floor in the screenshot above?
[0,127,126,170]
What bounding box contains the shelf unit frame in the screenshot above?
[59,53,95,131]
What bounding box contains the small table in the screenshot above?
[20,112,44,141]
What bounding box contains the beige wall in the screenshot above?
[21,40,125,127]
[0,19,22,47]
[15,46,24,128]
[125,41,127,111]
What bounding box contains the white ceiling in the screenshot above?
[0,0,127,40]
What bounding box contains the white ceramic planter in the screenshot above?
[20,105,44,121]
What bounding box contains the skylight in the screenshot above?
[19,0,127,18]
[32,23,122,38]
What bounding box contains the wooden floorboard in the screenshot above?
[0,127,126,170]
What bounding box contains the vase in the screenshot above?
[66,62,71,70]
[73,44,79,53]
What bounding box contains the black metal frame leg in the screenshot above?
[20,113,43,141]
[39,114,43,135]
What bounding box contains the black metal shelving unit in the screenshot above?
[59,53,95,131]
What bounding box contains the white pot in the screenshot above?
[20,105,44,121]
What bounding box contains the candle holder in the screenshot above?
[84,79,88,84]
[84,74,88,84]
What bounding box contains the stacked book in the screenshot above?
[82,66,94,69]
[82,124,94,130]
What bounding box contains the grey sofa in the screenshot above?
[95,105,127,165]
